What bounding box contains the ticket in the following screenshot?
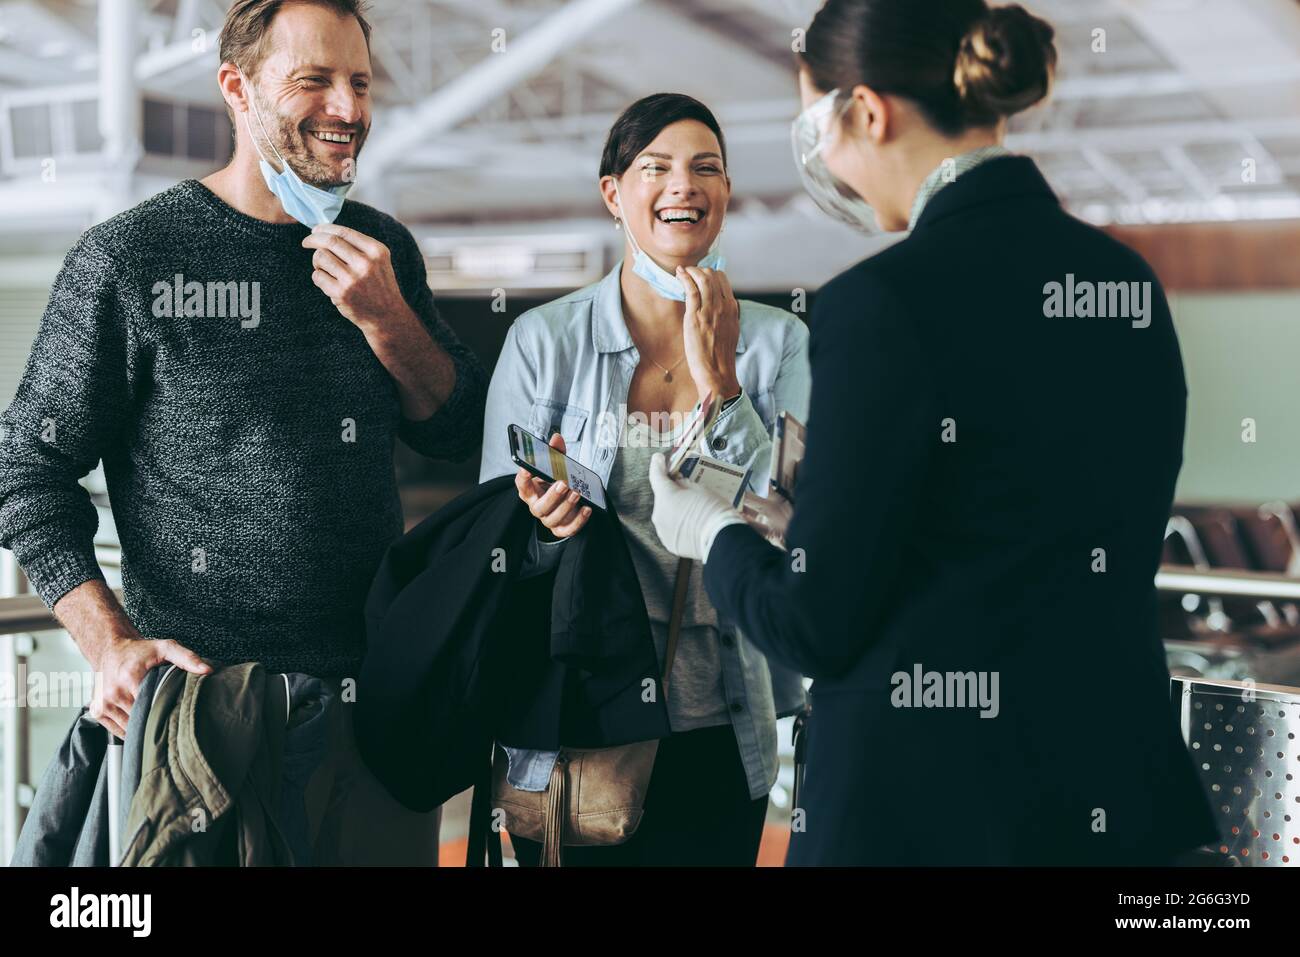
[679,455,751,507]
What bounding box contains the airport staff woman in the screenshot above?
[649,0,1218,865]
[480,94,811,866]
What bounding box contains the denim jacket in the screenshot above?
[479,261,811,800]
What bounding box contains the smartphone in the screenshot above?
[508,424,607,510]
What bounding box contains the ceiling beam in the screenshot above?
[402,110,1300,169]
[363,0,643,174]
[0,48,72,84]
[1052,63,1300,101]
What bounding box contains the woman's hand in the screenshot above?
[677,266,741,402]
[515,432,593,539]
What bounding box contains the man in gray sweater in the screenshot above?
[0,0,485,864]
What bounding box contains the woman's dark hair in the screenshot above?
[599,93,728,179]
[800,0,1057,135]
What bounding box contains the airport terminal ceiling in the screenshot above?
[0,0,1299,273]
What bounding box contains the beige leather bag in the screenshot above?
[492,558,692,866]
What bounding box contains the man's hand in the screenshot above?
[90,636,211,740]
[54,580,211,740]
[301,222,458,422]
[302,223,413,330]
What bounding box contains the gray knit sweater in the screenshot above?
[0,180,488,678]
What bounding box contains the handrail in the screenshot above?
[1171,675,1300,702]
[0,589,123,636]
[0,587,121,864]
[0,594,68,634]
[0,574,1292,633]
[1156,565,1300,601]
[0,573,1295,632]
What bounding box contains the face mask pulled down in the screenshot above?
[613,180,726,302]
[241,72,354,227]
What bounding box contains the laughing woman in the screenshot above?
[479,93,811,866]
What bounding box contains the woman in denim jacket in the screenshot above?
[479,93,810,866]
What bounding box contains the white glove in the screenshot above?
[648,452,746,562]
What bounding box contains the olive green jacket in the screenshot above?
[121,662,292,866]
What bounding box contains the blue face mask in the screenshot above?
[613,180,726,302]
[241,72,353,227]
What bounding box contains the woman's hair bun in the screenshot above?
[954,3,1058,122]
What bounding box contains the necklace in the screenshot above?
[650,354,686,382]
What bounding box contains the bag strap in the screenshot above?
[467,739,503,867]
[661,557,692,695]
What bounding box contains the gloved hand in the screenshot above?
[648,452,747,562]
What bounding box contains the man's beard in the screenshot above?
[262,105,367,189]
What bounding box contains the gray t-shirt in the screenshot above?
[607,420,731,732]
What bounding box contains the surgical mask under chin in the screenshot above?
[242,74,352,227]
[792,88,877,234]
[614,181,726,302]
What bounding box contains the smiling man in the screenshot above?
[0,0,487,865]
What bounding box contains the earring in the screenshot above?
[614,217,622,230]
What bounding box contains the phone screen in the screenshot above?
[510,425,608,510]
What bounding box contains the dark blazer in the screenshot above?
[706,156,1218,865]
[356,476,670,813]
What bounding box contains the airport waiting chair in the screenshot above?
[1234,503,1300,627]
[1164,516,1231,633]
[1171,676,1300,866]
[1176,507,1286,628]
[1232,502,1300,575]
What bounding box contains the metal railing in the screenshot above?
[1156,565,1300,688]
[0,547,122,864]
[1156,565,1300,601]
[0,548,30,866]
